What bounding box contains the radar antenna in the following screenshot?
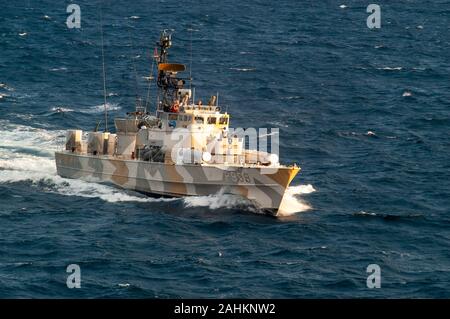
[156,30,187,112]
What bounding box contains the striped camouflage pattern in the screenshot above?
[55,151,300,216]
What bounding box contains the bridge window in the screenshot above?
[195,116,204,124]
[168,114,178,120]
[207,117,216,124]
[219,117,228,125]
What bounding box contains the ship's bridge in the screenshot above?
[157,104,229,131]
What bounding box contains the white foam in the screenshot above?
[0,120,171,204]
[0,153,168,204]
[377,67,402,71]
[402,91,412,97]
[49,67,68,72]
[183,184,315,216]
[258,131,279,138]
[277,184,316,217]
[268,121,289,128]
[183,191,255,211]
[287,184,316,195]
[49,103,120,114]
[0,155,55,175]
[83,103,121,114]
[0,83,14,91]
[51,175,166,203]
[281,96,303,100]
[229,67,256,72]
[356,211,377,216]
[0,120,65,154]
[51,106,74,113]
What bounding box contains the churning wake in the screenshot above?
[183,191,259,212]
[183,184,315,216]
[277,184,316,216]
[183,184,316,217]
[0,120,159,203]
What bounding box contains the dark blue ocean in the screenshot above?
[0,0,449,298]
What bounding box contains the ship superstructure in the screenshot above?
[55,31,300,216]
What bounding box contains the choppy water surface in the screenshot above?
[0,0,449,298]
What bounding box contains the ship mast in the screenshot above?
[156,30,187,113]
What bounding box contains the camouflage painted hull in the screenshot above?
[55,151,300,216]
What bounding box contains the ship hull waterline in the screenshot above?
[55,151,300,216]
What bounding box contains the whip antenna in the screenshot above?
[189,23,193,91]
[127,27,142,112]
[145,48,156,111]
[99,4,108,132]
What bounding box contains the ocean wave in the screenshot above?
[49,103,121,114]
[49,67,68,72]
[268,121,288,128]
[51,106,75,113]
[402,91,413,97]
[229,67,256,72]
[281,96,303,100]
[82,103,121,114]
[353,211,424,221]
[0,83,14,91]
[377,66,403,71]
[336,130,380,139]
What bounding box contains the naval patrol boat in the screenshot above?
[55,31,300,216]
